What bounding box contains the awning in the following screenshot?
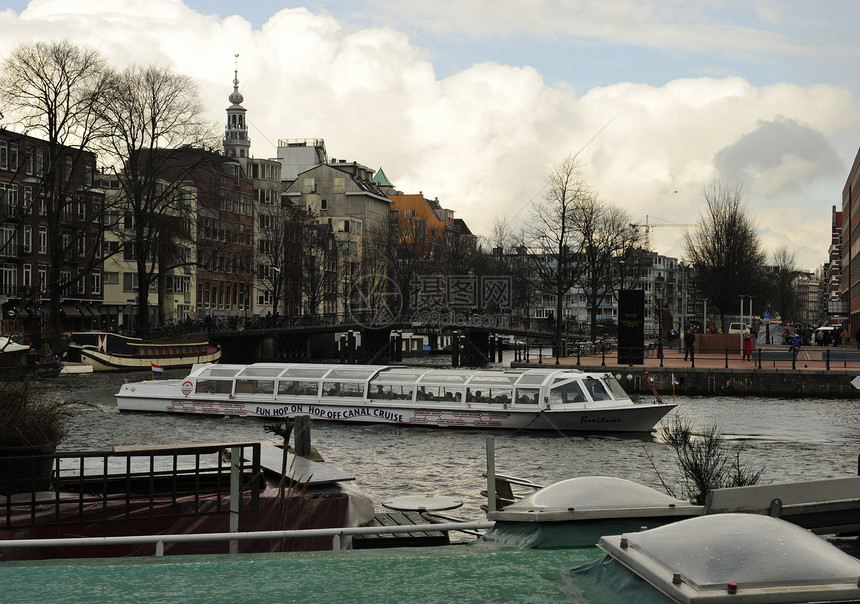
[82,305,100,317]
[60,303,82,317]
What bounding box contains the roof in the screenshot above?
[372,167,394,187]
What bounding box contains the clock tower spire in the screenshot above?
[224,54,250,158]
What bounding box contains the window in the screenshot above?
[9,143,17,172]
[1,263,16,297]
[24,147,33,175]
[78,234,86,257]
[1,225,16,256]
[0,183,17,216]
[302,178,315,194]
[38,265,46,289]
[104,211,120,227]
[77,198,86,220]
[85,161,93,187]
[334,177,345,193]
[0,141,6,171]
[34,149,44,176]
[38,226,47,254]
[103,271,119,285]
[123,272,139,292]
[22,264,31,287]
[91,269,101,295]
[23,225,31,254]
[65,155,73,182]
[77,267,86,294]
[321,199,327,211]
[23,186,32,214]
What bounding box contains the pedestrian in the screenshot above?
[841,328,849,348]
[683,328,695,362]
[743,330,754,361]
[790,333,802,353]
[855,328,860,350]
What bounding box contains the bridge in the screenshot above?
[181,313,574,366]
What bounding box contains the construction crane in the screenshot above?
[631,215,695,250]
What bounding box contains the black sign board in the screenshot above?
[618,289,645,365]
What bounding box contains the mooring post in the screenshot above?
[725,348,729,369]
[486,436,496,514]
[229,446,241,554]
[294,415,311,457]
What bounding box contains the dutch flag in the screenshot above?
[151,363,164,377]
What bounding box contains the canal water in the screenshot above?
[48,358,860,521]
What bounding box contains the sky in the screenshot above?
[2,0,859,270]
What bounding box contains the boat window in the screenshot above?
[327,369,377,380]
[416,385,461,402]
[239,366,287,378]
[582,377,611,401]
[322,381,365,398]
[283,367,329,378]
[195,379,233,394]
[235,379,274,395]
[375,371,423,383]
[198,367,242,378]
[548,381,587,404]
[370,383,413,400]
[278,380,319,396]
[602,377,628,400]
[418,372,467,384]
[466,388,512,404]
[515,388,539,405]
[468,375,517,387]
[513,372,551,385]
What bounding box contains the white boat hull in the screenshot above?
[116,379,675,433]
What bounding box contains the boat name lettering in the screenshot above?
[579,416,622,423]
[255,404,305,416]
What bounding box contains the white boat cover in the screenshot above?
[572,513,860,603]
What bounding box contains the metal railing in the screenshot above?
[0,521,496,557]
[0,443,263,532]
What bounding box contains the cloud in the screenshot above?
[1,0,858,271]
[714,117,843,197]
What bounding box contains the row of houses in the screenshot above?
[0,69,473,337]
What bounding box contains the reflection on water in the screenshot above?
[47,364,860,521]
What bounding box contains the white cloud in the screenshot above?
[1,0,857,270]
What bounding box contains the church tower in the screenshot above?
[224,55,250,158]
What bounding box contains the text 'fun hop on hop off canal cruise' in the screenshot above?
[115,364,676,432]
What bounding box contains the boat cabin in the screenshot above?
[188,364,630,408]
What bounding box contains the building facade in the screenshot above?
[0,128,104,338]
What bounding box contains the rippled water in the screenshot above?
[48,362,860,521]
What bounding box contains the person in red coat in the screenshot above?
[743,330,755,361]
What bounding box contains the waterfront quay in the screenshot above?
[512,343,860,398]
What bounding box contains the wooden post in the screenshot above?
[294,415,311,457]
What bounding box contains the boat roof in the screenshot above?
[188,363,603,388]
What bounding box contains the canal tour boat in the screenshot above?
[115,363,676,432]
[68,332,221,371]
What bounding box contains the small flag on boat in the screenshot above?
[151,363,164,377]
[672,374,679,385]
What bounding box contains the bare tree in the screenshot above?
[526,154,591,352]
[573,198,640,340]
[683,181,767,328]
[0,40,110,340]
[97,64,215,336]
[769,244,797,323]
[255,203,333,319]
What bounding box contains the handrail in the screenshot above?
[0,520,496,556]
